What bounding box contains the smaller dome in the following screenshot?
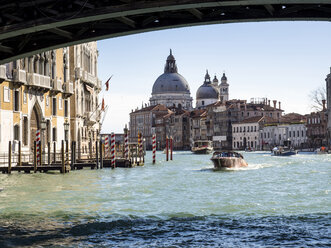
[221,72,227,81]
[196,84,219,100]
[213,75,219,83]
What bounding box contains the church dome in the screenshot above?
[152,73,190,94]
[196,70,219,100]
[196,84,219,99]
[151,50,191,95]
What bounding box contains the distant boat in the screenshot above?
[211,151,248,169]
[314,147,328,154]
[272,140,297,156]
[191,140,213,154]
[272,146,297,156]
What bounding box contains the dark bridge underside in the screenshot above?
[0,0,331,64]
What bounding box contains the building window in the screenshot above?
[52,97,57,115]
[59,97,62,110]
[202,101,204,106]
[293,131,295,137]
[23,117,28,146]
[4,87,10,102]
[302,130,304,137]
[14,125,20,141]
[289,131,291,137]
[254,126,256,132]
[64,99,68,117]
[14,90,19,111]
[23,91,27,104]
[297,131,299,137]
[52,127,57,142]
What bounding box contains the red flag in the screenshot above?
[101,98,105,111]
[105,75,112,91]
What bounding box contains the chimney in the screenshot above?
[244,100,247,111]
[278,101,281,110]
[265,98,268,105]
[268,100,270,106]
[273,100,277,109]
[322,99,326,111]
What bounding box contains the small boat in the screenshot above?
[272,146,297,156]
[314,146,328,154]
[272,140,297,156]
[211,151,248,169]
[191,140,213,154]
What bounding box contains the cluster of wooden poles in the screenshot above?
[165,136,174,161]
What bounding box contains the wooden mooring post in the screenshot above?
[96,141,99,169]
[53,141,56,163]
[100,141,103,169]
[61,140,65,174]
[170,136,173,161]
[48,142,51,165]
[18,140,22,167]
[71,141,75,170]
[34,141,37,173]
[65,140,69,172]
[166,136,169,161]
[8,141,12,174]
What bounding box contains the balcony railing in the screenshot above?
[50,77,62,93]
[0,65,6,82]
[13,69,27,85]
[63,81,73,95]
[75,67,97,87]
[27,73,51,90]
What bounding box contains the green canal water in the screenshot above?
[0,151,330,247]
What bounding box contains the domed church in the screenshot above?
[196,70,220,109]
[150,50,193,110]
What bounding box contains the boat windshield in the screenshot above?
[215,152,242,158]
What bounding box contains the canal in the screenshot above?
[0,151,330,247]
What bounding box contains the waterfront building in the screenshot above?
[305,102,328,148]
[189,109,207,144]
[129,104,170,149]
[196,71,219,109]
[69,42,101,157]
[204,101,230,149]
[326,68,331,148]
[260,114,307,150]
[0,48,74,154]
[0,42,102,158]
[149,50,193,110]
[166,107,191,150]
[232,116,269,150]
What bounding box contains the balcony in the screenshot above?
[50,77,62,94]
[27,73,51,91]
[0,65,6,83]
[63,81,73,97]
[13,69,27,85]
[75,67,97,87]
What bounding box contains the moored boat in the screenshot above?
[191,140,213,154]
[211,151,248,169]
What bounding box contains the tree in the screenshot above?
[309,86,326,111]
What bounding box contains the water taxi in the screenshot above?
[191,140,213,154]
[211,151,248,169]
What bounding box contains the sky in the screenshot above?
[97,21,331,134]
